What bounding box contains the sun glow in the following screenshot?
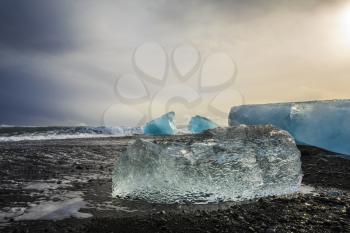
[339,5,350,47]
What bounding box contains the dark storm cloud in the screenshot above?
[0,0,349,126]
[150,0,347,24]
[0,0,78,53]
[0,0,82,125]
[0,65,68,125]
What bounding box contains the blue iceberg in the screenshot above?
[143,111,177,136]
[229,100,350,155]
[188,115,218,134]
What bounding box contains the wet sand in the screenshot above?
[0,136,349,232]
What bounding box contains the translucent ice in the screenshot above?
[112,125,302,203]
[143,112,177,136]
[188,115,218,134]
[229,100,350,155]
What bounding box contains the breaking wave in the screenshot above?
[0,126,143,142]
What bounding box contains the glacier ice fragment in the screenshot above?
[188,115,218,134]
[143,112,177,136]
[229,100,350,155]
[112,125,302,203]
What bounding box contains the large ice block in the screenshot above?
[143,112,177,136]
[188,115,218,134]
[229,100,350,155]
[112,125,302,203]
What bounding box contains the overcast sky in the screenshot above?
[1,0,350,126]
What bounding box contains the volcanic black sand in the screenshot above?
[0,135,349,233]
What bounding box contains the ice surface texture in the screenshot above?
[143,112,177,136]
[229,100,350,155]
[188,115,218,134]
[112,125,302,203]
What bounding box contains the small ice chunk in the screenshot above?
[0,198,92,223]
[188,115,218,133]
[143,111,177,136]
[112,125,302,203]
[15,198,92,221]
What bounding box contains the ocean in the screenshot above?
[0,125,143,142]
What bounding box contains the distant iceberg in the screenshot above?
[143,112,177,136]
[229,99,350,155]
[188,115,218,134]
[112,125,302,203]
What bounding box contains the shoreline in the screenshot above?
[0,137,349,232]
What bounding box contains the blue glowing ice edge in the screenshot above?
[188,115,218,134]
[143,111,177,136]
[229,99,350,156]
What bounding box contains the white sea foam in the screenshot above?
[0,126,143,142]
[0,134,109,142]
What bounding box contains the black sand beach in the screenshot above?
[0,136,349,233]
